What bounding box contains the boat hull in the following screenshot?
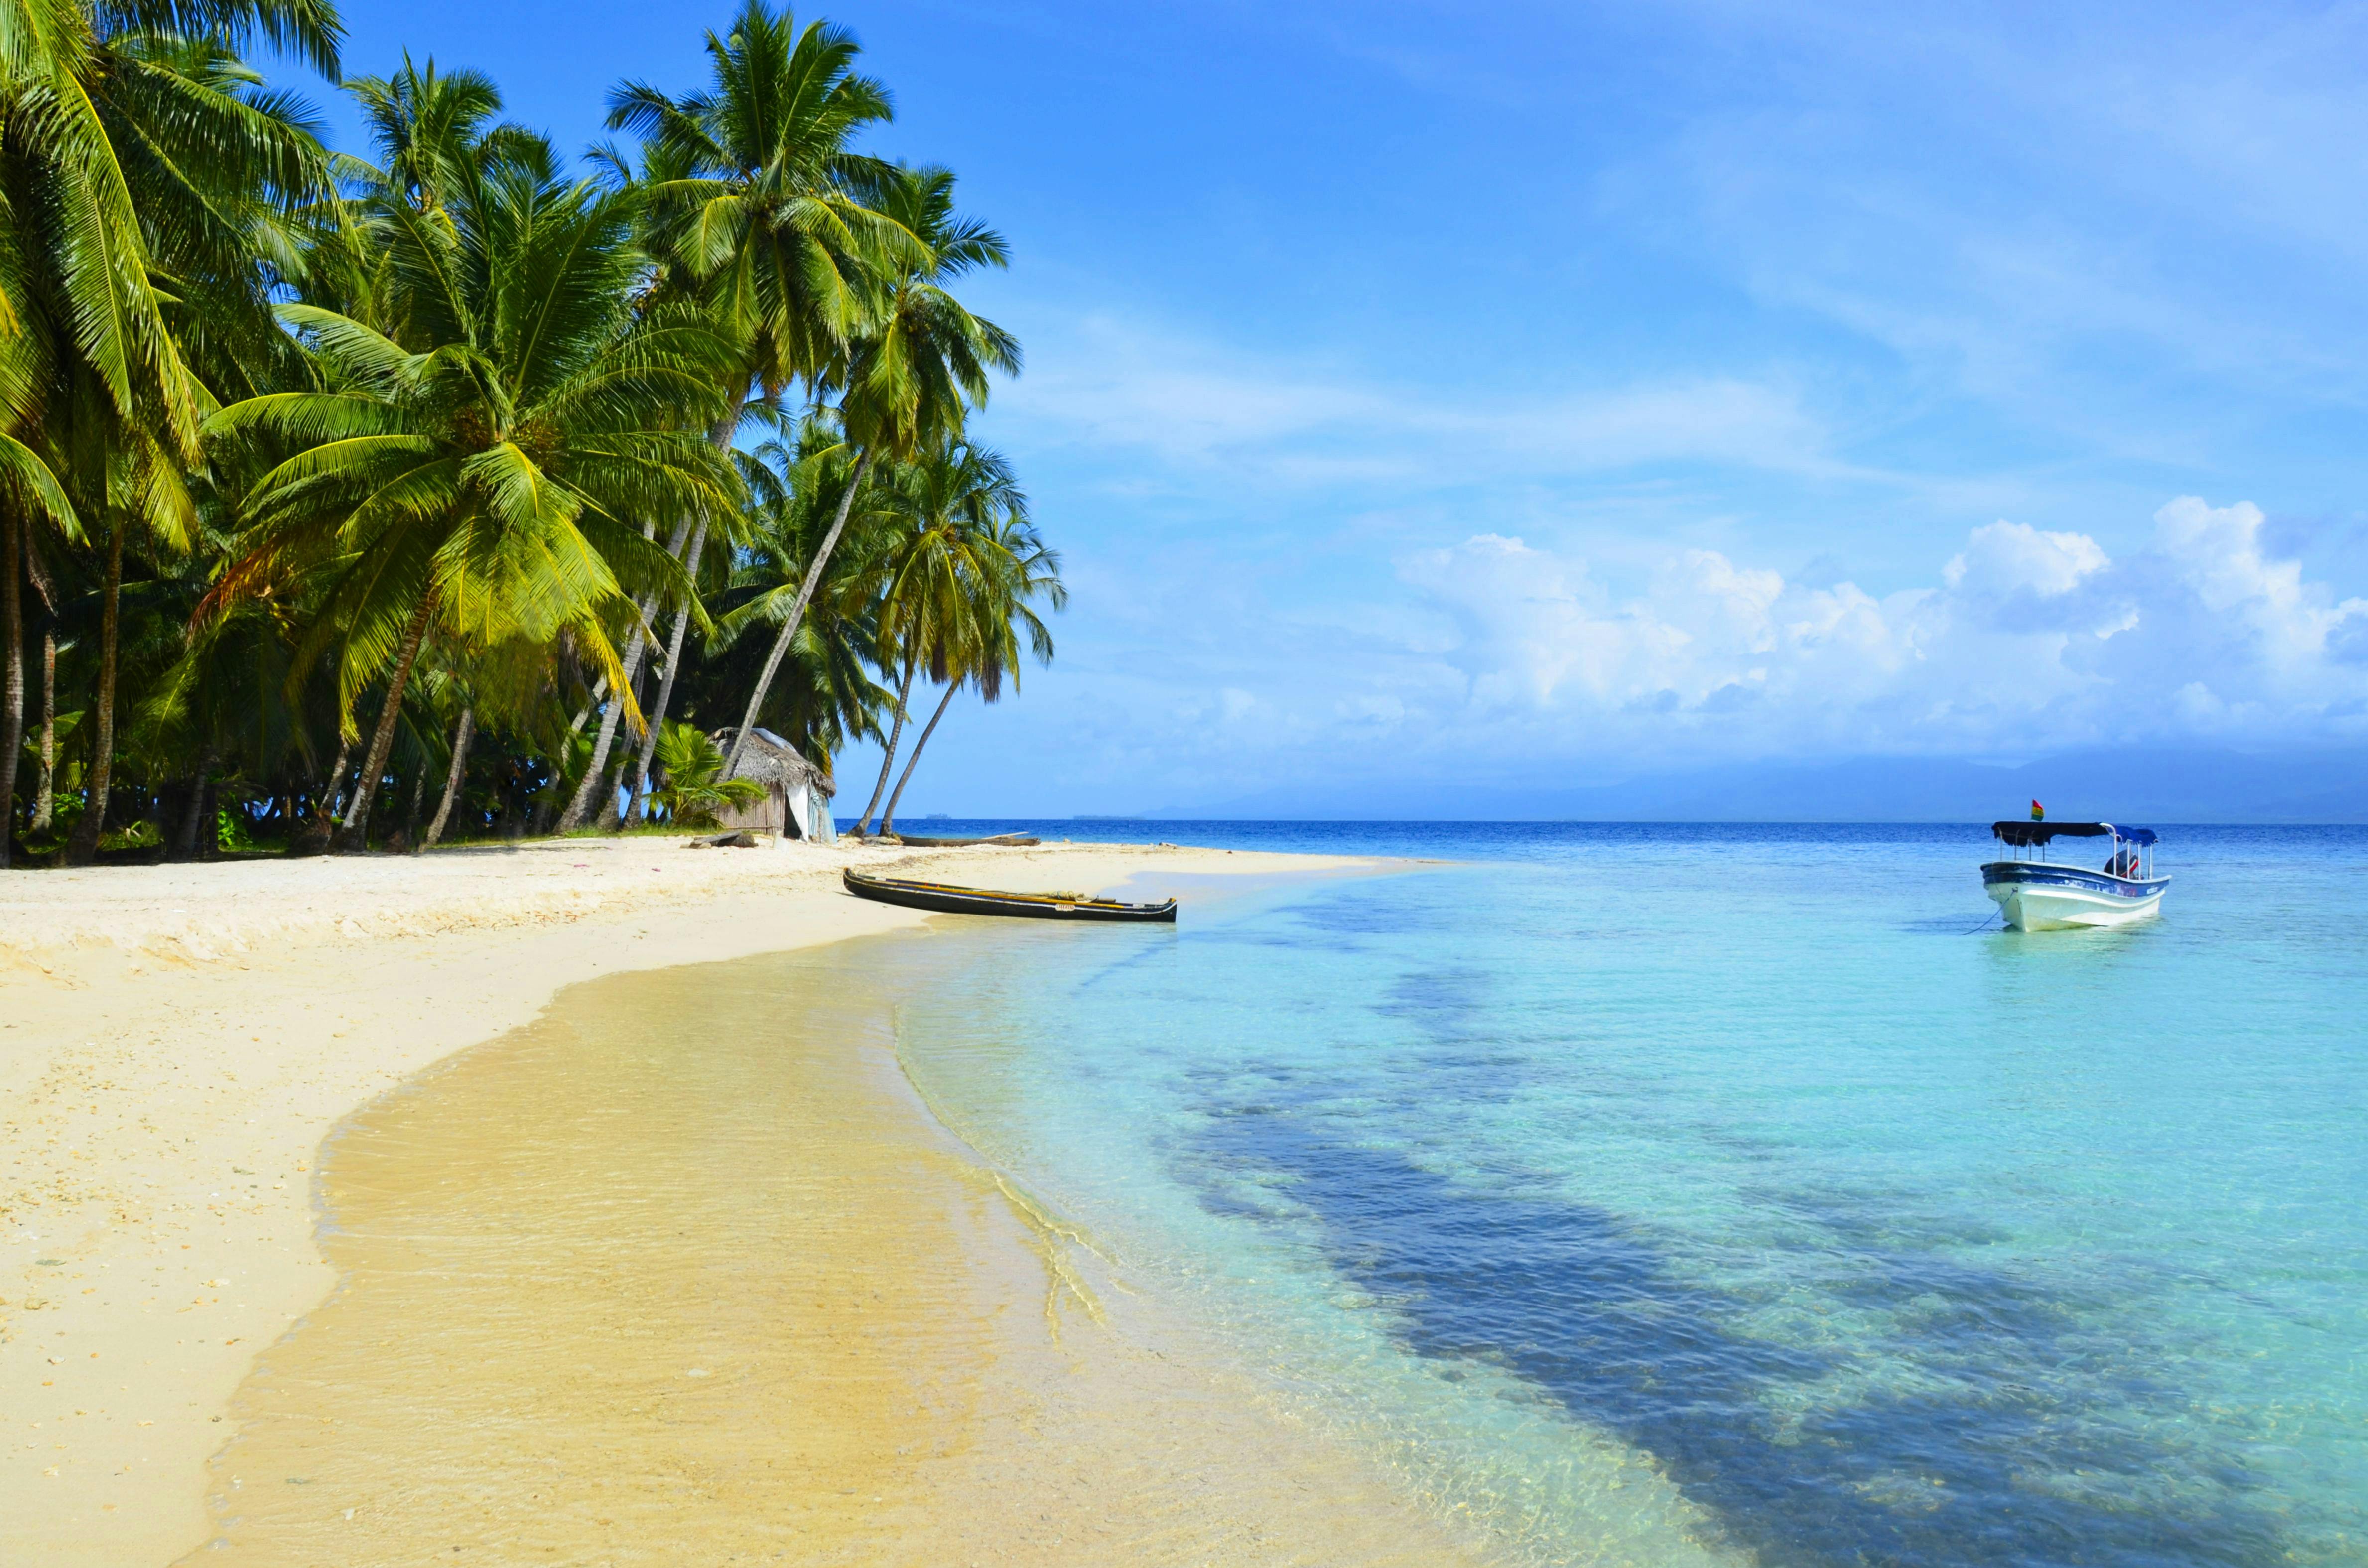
[842,870,1177,923]
[1980,862,2169,931]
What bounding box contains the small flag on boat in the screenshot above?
[2030,799,2045,821]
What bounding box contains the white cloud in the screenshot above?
[1383,496,2368,764]
[1336,693,1407,725]
[1945,521,2109,600]
[840,494,2368,812]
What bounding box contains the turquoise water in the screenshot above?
[888,825,2368,1567]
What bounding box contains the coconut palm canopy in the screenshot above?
[0,0,1057,867]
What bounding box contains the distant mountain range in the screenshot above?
[1149,748,2368,823]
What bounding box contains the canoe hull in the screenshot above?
[843,870,1176,923]
[881,832,1041,848]
[1981,862,2169,931]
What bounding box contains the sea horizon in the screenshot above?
[882,815,2368,838]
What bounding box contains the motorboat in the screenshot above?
[1981,821,2168,931]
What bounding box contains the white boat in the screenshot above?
[1981,821,2169,931]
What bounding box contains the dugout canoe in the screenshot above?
[842,869,1176,922]
[884,832,1042,848]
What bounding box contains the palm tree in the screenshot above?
[294,54,522,348]
[48,392,204,859]
[646,720,760,827]
[0,429,80,868]
[0,0,339,862]
[421,697,472,848]
[0,7,1064,869]
[879,506,1061,835]
[721,161,1016,781]
[203,134,740,849]
[589,0,907,826]
[605,0,901,413]
[853,433,1021,834]
[690,422,888,821]
[345,53,528,216]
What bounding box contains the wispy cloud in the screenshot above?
[994,313,1857,486]
[1606,1,2368,459]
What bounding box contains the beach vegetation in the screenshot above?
[0,0,1059,867]
[644,720,763,827]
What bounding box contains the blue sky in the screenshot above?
[300,2,2368,813]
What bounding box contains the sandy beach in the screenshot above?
[0,833,1468,1567]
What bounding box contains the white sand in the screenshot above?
[0,833,1374,1567]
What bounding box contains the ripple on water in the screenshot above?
[889,827,2368,1568]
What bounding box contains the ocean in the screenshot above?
[879,822,2368,1566]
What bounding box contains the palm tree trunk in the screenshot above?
[403,767,425,847]
[624,519,710,827]
[558,514,688,832]
[423,705,473,849]
[64,519,124,866]
[173,746,216,861]
[567,678,606,736]
[33,628,55,831]
[557,615,650,831]
[495,768,519,838]
[723,448,873,781]
[199,776,220,860]
[334,592,438,852]
[593,714,640,831]
[856,652,918,835]
[316,734,351,825]
[623,392,744,826]
[1,508,22,870]
[880,681,960,835]
[594,752,632,829]
[26,536,55,835]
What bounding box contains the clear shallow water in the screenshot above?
[889,824,2368,1567]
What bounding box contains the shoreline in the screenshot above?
[199,923,1491,1564]
[0,834,1386,1566]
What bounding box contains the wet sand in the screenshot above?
[196,938,1488,1565]
[0,836,1419,1565]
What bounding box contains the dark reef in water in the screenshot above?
[1189,1108,2281,1568]
[1174,944,2285,1568]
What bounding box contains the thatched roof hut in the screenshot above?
[710,728,837,841]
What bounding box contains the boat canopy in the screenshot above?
[1991,821,2158,847]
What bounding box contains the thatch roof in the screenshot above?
[712,728,836,798]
